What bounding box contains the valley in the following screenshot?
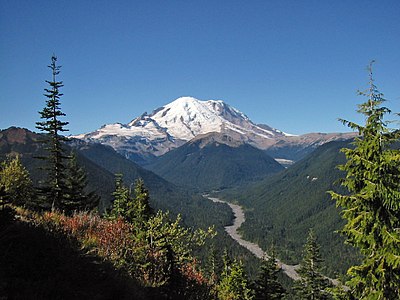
[207,196,300,281]
[1,96,360,280]
[0,97,366,297]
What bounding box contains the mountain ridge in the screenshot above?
[145,132,284,191]
[73,97,303,164]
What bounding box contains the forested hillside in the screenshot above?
[0,126,263,278]
[219,139,360,276]
[146,133,284,191]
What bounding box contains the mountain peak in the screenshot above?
[74,96,292,163]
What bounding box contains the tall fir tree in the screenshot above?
[132,178,152,226]
[293,229,331,300]
[253,251,285,300]
[36,55,70,210]
[63,152,99,213]
[329,62,400,299]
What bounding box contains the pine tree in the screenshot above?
[35,55,70,210]
[63,152,99,213]
[329,62,400,298]
[0,155,34,207]
[293,229,331,300]
[254,251,285,300]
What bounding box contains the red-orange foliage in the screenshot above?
[180,258,208,285]
[32,210,212,291]
[40,211,134,260]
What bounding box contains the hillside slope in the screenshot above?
[0,127,116,211]
[219,139,360,276]
[146,133,284,191]
[0,127,232,229]
[0,207,160,299]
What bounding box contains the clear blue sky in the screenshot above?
[1,0,399,135]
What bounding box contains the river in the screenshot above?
[207,196,300,281]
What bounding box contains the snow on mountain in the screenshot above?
[74,97,290,162]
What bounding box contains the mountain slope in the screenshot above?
[74,97,290,164]
[0,127,116,211]
[219,139,360,276]
[0,127,263,278]
[146,132,284,191]
[0,127,231,228]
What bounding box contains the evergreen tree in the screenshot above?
[217,254,254,300]
[330,62,400,298]
[132,178,152,226]
[254,251,285,300]
[107,175,152,226]
[107,174,133,221]
[35,55,70,210]
[0,155,34,207]
[293,229,331,300]
[63,152,99,213]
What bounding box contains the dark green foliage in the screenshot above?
[146,137,284,192]
[253,252,285,300]
[63,153,99,213]
[35,55,70,210]
[107,174,133,221]
[107,174,152,226]
[34,63,100,213]
[219,139,359,276]
[72,139,236,230]
[293,229,332,299]
[132,178,153,226]
[0,127,115,211]
[330,63,400,299]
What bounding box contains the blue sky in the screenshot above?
[1,0,399,135]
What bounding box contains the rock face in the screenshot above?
[74,96,356,164]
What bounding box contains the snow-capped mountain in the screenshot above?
[74,97,291,163]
